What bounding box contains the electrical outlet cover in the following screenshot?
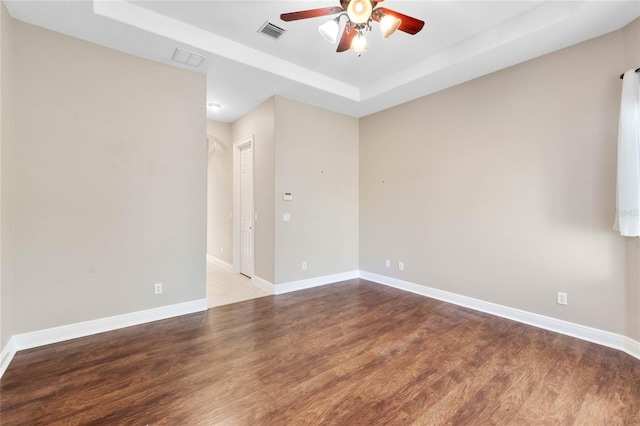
[557,292,567,305]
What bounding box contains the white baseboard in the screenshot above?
[359,270,640,361]
[625,337,640,359]
[253,271,359,295]
[0,336,17,379]
[252,275,274,293]
[0,268,360,378]
[273,270,360,295]
[245,269,640,361]
[0,298,207,379]
[3,270,639,380]
[206,254,234,273]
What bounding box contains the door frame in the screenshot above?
[232,135,255,276]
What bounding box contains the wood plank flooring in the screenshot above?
[1,279,639,425]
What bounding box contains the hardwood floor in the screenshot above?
[1,279,639,425]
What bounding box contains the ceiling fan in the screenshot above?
[280,0,425,53]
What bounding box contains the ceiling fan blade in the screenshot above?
[373,7,425,35]
[336,24,356,52]
[280,7,343,22]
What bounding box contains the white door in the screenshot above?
[240,145,254,277]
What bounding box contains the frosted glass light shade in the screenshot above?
[318,19,339,44]
[350,31,368,52]
[347,0,372,24]
[379,14,401,39]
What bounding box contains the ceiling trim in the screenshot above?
[93,0,361,101]
[360,1,584,101]
[94,0,592,106]
[11,0,631,121]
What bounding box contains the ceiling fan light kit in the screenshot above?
[379,14,402,39]
[351,31,368,52]
[347,0,373,24]
[281,0,424,54]
[318,17,340,44]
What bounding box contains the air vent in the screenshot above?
[171,48,205,67]
[258,21,287,40]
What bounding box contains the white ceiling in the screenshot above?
[6,1,640,122]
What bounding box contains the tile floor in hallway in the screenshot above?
[206,259,271,308]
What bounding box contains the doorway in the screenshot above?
[206,132,268,309]
[233,136,254,278]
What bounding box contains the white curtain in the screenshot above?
[615,70,640,236]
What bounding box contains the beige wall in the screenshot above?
[622,18,639,68]
[0,1,13,349]
[622,18,640,340]
[232,98,275,283]
[11,21,206,333]
[206,120,233,264]
[226,96,359,285]
[1,11,638,354]
[274,97,359,284]
[360,28,630,334]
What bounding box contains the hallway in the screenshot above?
[206,259,271,308]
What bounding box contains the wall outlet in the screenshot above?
[220,247,224,255]
[283,213,291,222]
[385,259,390,268]
[557,292,567,305]
[399,262,404,271]
[154,283,163,295]
[302,261,307,270]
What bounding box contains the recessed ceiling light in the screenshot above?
[208,103,221,111]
